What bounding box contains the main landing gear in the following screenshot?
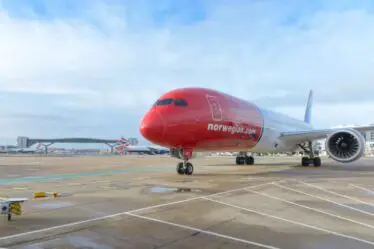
[298,141,321,167]
[235,152,254,165]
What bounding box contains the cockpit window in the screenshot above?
[154,98,173,106]
[174,98,188,107]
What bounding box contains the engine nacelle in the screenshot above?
[325,128,365,163]
[1,203,9,214]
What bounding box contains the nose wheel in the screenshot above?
[176,161,194,175]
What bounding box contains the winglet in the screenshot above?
[304,89,313,124]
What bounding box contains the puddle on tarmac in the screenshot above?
[350,186,374,197]
[33,201,73,209]
[150,186,201,193]
[174,179,198,183]
[348,203,374,212]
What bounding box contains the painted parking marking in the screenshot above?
[0,181,273,242]
[202,197,374,246]
[126,213,282,249]
[299,181,374,208]
[245,188,374,230]
[273,183,374,217]
[349,184,374,195]
[12,187,28,190]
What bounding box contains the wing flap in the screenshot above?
[279,125,374,142]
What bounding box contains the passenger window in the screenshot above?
[174,98,188,107]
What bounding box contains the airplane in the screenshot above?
[115,144,170,155]
[1,197,28,221]
[139,87,374,175]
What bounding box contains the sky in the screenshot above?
[1,0,374,147]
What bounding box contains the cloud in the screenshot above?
[0,0,374,143]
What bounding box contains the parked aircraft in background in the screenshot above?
[140,87,374,175]
[0,146,41,154]
[116,144,169,155]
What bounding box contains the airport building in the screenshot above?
[364,130,374,142]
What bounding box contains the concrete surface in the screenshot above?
[1,155,374,248]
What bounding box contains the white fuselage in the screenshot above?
[249,108,313,153]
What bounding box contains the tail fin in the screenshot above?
[304,89,313,124]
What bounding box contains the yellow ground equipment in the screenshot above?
[0,198,28,221]
[34,192,60,199]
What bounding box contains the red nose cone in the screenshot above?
[140,110,166,144]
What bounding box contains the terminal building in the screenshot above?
[15,136,138,154]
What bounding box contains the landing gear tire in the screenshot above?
[185,162,194,175]
[313,157,321,167]
[176,162,194,175]
[301,156,309,167]
[236,157,245,165]
[176,162,185,175]
[301,156,321,167]
[245,156,254,165]
[236,156,254,165]
[299,141,323,168]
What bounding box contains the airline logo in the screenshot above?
[206,95,223,121]
[207,123,256,136]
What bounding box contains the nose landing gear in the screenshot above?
[176,161,193,175]
[175,148,194,175]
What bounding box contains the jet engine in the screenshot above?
[325,128,365,163]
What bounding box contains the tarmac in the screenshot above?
[1,155,374,248]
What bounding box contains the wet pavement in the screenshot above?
[1,155,374,248]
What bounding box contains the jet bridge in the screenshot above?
[16,136,138,154]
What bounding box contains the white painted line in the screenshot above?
[132,181,271,214]
[126,213,282,249]
[349,184,374,195]
[245,188,374,230]
[299,181,374,208]
[0,181,272,242]
[203,197,374,246]
[273,183,374,217]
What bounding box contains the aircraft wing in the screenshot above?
[279,125,374,142]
